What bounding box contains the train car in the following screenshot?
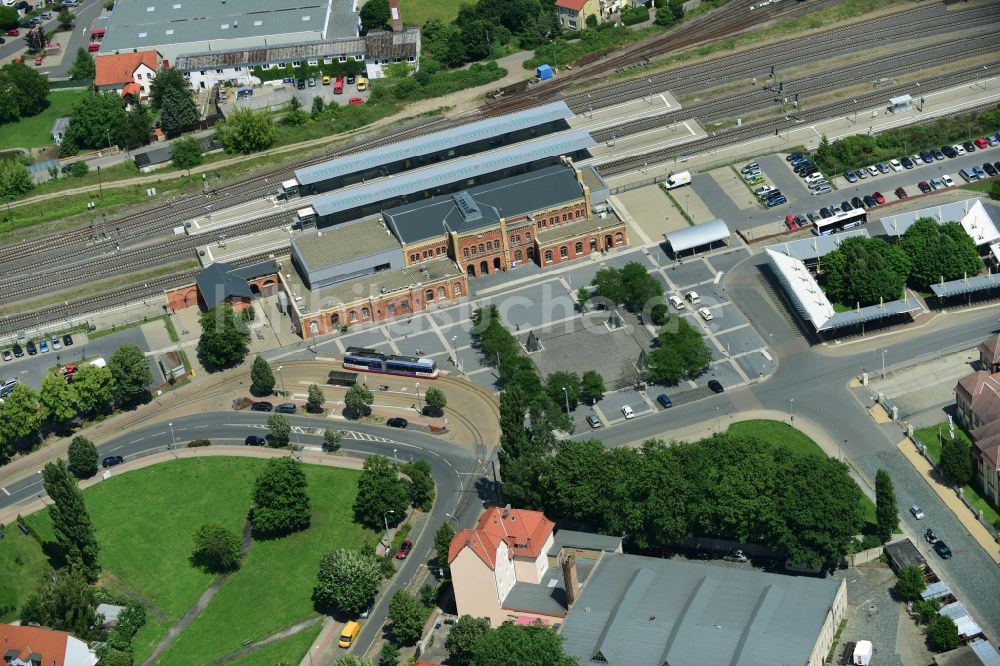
[343,347,438,378]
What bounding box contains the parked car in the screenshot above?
[386,417,409,428]
[5,29,19,37]
[1,350,11,362]
[933,540,952,559]
[102,455,124,468]
[972,166,987,180]
[924,528,937,543]
[894,187,908,199]
[656,394,672,408]
[909,505,925,519]
[819,207,834,218]
[766,195,787,207]
[793,214,807,227]
[698,307,714,321]
[930,178,944,190]
[586,414,603,428]
[920,150,934,163]
[26,340,37,355]
[851,196,864,209]
[844,170,858,183]
[839,201,852,212]
[12,343,23,357]
[348,97,365,105]
[307,77,316,87]
[63,333,74,346]
[786,152,803,162]
[862,195,877,208]
[888,159,902,172]
[244,435,267,446]
[983,162,999,178]
[708,380,724,393]
[51,336,61,350]
[872,191,885,204]
[917,180,932,193]
[276,403,297,414]
[807,211,820,223]
[39,339,49,353]
[941,174,955,187]
[250,401,273,412]
[395,540,414,559]
[855,168,868,180]
[785,214,798,229]
[622,405,635,419]
[932,148,946,161]
[962,141,976,153]
[900,156,913,169]
[866,165,879,177]
[974,137,989,149]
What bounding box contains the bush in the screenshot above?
[650,303,668,325]
[621,6,650,25]
[186,439,212,447]
[69,161,89,177]
[927,615,960,652]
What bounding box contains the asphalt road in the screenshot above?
[1,0,103,77]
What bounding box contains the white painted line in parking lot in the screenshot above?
[1,487,9,496]
[107,445,123,452]
[713,271,724,284]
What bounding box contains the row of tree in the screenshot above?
[0,343,153,466]
[821,220,982,307]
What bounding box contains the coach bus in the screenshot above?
[812,208,868,236]
[342,347,438,379]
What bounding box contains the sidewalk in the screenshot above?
[895,439,1000,567]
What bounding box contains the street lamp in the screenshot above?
[789,397,794,422]
[382,510,395,556]
[562,386,570,415]
[277,365,286,396]
[881,349,887,380]
[168,422,176,450]
[416,382,421,410]
[393,448,398,462]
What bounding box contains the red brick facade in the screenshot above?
[537,224,628,267]
[404,239,449,266]
[165,274,278,313]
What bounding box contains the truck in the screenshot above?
[663,171,691,189]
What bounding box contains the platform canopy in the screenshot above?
[665,218,730,254]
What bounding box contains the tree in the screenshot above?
[423,386,447,416]
[899,218,981,290]
[215,107,275,154]
[874,468,898,543]
[323,427,343,452]
[121,100,153,149]
[940,434,973,487]
[893,564,927,601]
[159,84,200,135]
[67,48,95,80]
[445,615,491,666]
[591,262,663,313]
[470,622,577,666]
[250,355,276,395]
[71,364,116,414]
[344,382,374,418]
[67,436,98,479]
[282,95,307,126]
[197,303,250,370]
[311,96,325,119]
[42,459,101,582]
[307,383,325,412]
[591,266,626,305]
[190,523,242,573]
[0,383,41,450]
[109,343,153,405]
[379,643,400,666]
[401,459,435,511]
[24,26,46,52]
[576,286,590,310]
[69,160,89,177]
[57,9,74,30]
[337,656,376,666]
[387,590,425,645]
[580,370,605,404]
[0,62,50,120]
[0,6,19,31]
[353,455,409,530]
[650,302,668,325]
[20,569,101,640]
[266,413,291,446]
[434,521,456,567]
[39,373,78,431]
[171,135,204,169]
[926,615,960,652]
[647,316,711,384]
[149,65,189,110]
[0,158,35,200]
[821,236,910,308]
[313,548,383,615]
[252,456,310,537]
[359,0,390,31]
[63,92,128,151]
[545,371,581,411]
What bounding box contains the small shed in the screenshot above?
[889,94,912,113]
[51,117,70,144]
[536,64,554,81]
[883,538,925,572]
[96,603,125,628]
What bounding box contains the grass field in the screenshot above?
[229,624,323,666]
[913,422,1000,527]
[24,457,372,666]
[0,528,50,622]
[398,0,463,26]
[0,90,78,151]
[726,420,877,526]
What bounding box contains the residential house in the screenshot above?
[94,51,161,99]
[954,333,1000,507]
[0,623,97,666]
[555,0,601,30]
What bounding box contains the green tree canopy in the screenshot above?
[122,100,152,149]
[893,564,927,601]
[313,548,383,615]
[926,615,960,651]
[307,383,325,411]
[250,355,276,395]
[0,6,19,30]
[252,456,310,537]
[446,615,491,666]
[821,236,910,307]
[170,136,204,169]
[282,95,308,126]
[68,48,95,80]
[387,590,425,646]
[0,154,35,200]
[63,92,128,151]
[401,459,435,511]
[580,370,605,404]
[0,62,50,121]
[149,66,189,109]
[42,459,101,581]
[424,386,447,416]
[39,373,78,431]
[0,383,41,451]
[353,455,409,530]
[546,371,581,411]
[159,84,200,135]
[266,413,291,446]
[434,521,456,567]
[344,383,374,418]
[197,303,250,370]
[471,622,577,666]
[215,107,275,154]
[20,569,101,640]
[874,468,899,543]
[109,343,153,405]
[71,364,116,414]
[67,436,98,479]
[359,0,390,31]
[191,523,242,573]
[899,218,982,290]
[323,427,343,452]
[591,261,663,313]
[940,434,973,487]
[647,316,712,384]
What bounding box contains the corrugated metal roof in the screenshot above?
[295,101,574,187]
[930,271,1000,298]
[310,129,594,217]
[764,228,869,261]
[878,198,999,245]
[666,218,730,253]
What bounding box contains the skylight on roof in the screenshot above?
[302,15,311,21]
[165,29,174,34]
[138,32,147,37]
[221,23,229,29]
[254,20,263,26]
[146,5,155,11]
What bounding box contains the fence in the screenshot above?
[845,544,884,567]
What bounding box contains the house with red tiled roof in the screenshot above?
[554,0,601,30]
[94,50,161,99]
[980,334,1000,374]
[448,507,622,625]
[0,623,97,666]
[954,333,1000,507]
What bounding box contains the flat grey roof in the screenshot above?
[100,0,348,55]
[559,553,843,666]
[666,218,730,253]
[878,198,999,245]
[884,538,925,571]
[295,101,574,187]
[311,130,595,218]
[765,228,869,261]
[930,273,1000,298]
[547,529,622,556]
[383,165,584,244]
[291,218,399,273]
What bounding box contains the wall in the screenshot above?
[457,227,508,278]
[165,283,199,312]
[450,547,506,626]
[512,531,555,584]
[404,239,449,266]
[806,579,848,666]
[537,222,627,267]
[295,245,403,290]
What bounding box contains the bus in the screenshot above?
[343,347,438,378]
[812,208,868,235]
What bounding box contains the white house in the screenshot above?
[94,50,161,99]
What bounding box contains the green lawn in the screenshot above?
[398,0,465,26]
[229,624,323,666]
[0,90,79,151]
[726,420,877,527]
[0,528,51,622]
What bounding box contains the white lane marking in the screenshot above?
[1,487,9,496]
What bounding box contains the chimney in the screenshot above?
[562,552,580,608]
[388,0,403,32]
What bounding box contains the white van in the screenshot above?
[668,294,686,310]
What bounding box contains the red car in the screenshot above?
[872,191,885,205]
[785,214,798,230]
[5,29,19,37]
[348,97,365,105]
[917,180,932,193]
[395,539,413,559]
[894,187,908,200]
[974,137,989,150]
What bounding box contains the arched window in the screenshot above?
[525,231,532,241]
[471,246,477,256]
[463,247,469,258]
[437,286,446,298]
[361,307,370,319]
[349,310,358,322]
[386,304,395,315]
[486,240,493,251]
[514,249,522,262]
[454,282,463,295]
[478,243,485,254]
[331,313,340,326]
[425,289,434,301]
[615,232,624,243]
[575,241,583,254]
[544,250,553,263]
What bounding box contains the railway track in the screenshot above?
[589,35,1000,142]
[596,63,999,176]
[564,3,994,112]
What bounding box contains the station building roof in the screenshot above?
[666,218,729,253]
[310,130,595,218]
[383,165,584,244]
[294,101,574,187]
[766,228,869,261]
[878,198,1000,246]
[291,218,399,273]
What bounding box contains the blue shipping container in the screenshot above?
[536,64,553,80]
